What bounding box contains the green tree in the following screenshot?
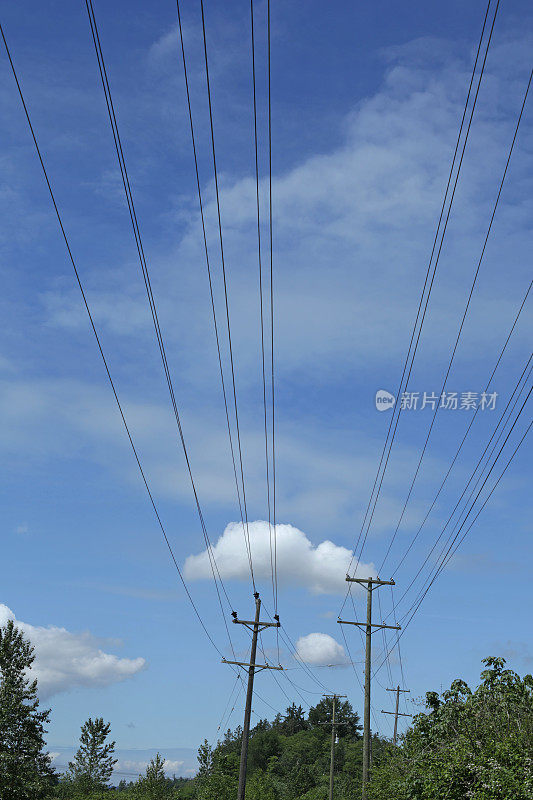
[368,657,533,800]
[135,753,172,798]
[245,768,279,799]
[0,618,55,799]
[278,703,308,736]
[197,739,213,779]
[308,696,362,738]
[67,717,117,793]
[248,728,282,771]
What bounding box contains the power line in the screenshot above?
[353,0,501,575]
[339,623,388,736]
[199,0,255,589]
[174,0,251,593]
[267,0,278,625]
[377,64,532,574]
[0,19,232,665]
[398,377,532,625]
[341,0,499,602]
[84,0,238,657]
[212,674,243,745]
[373,357,532,668]
[372,389,531,677]
[0,18,254,672]
[386,352,532,622]
[250,0,276,614]
[389,280,532,580]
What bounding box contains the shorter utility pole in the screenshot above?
[222,592,282,800]
[338,576,400,800]
[319,694,347,800]
[382,685,412,745]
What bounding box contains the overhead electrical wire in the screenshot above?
[371,353,532,670]
[397,373,532,623]
[267,0,278,621]
[212,674,243,744]
[351,0,501,577]
[385,350,532,623]
[250,0,276,614]
[339,624,390,736]
[388,280,532,581]
[0,20,234,663]
[376,65,532,575]
[372,388,531,677]
[84,0,238,657]
[199,0,256,589]
[373,322,533,664]
[174,0,252,594]
[341,0,499,608]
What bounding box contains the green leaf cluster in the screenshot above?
[177,698,365,800]
[367,657,533,800]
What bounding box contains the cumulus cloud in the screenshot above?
[0,605,146,699]
[295,633,349,666]
[184,521,375,595]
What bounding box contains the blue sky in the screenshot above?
[1,0,532,781]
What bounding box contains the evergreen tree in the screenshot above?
[67,716,117,792]
[0,618,55,799]
[135,753,172,798]
[308,696,362,738]
[197,739,213,779]
[278,703,308,735]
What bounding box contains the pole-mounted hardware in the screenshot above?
[382,686,412,744]
[339,575,400,800]
[222,593,282,800]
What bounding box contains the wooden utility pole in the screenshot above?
[319,693,348,800]
[338,576,400,800]
[221,592,282,800]
[382,685,411,744]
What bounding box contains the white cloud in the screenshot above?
[162,759,185,773]
[0,605,146,699]
[295,633,349,666]
[184,520,375,595]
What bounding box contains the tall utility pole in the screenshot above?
[221,592,282,800]
[338,576,400,800]
[319,693,347,800]
[382,685,412,745]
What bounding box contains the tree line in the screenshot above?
[1,617,532,798]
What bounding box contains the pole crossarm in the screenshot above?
[341,575,400,798]
[345,575,395,588]
[232,618,280,628]
[231,593,281,800]
[337,619,400,631]
[385,685,412,744]
[319,721,351,726]
[221,658,283,672]
[381,710,413,717]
